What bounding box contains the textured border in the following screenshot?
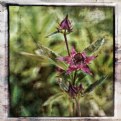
[0,0,121,121]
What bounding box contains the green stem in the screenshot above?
[73,71,77,85]
[74,97,81,116]
[71,98,76,116]
[63,32,70,56]
[72,97,81,116]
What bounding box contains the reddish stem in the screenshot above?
[63,32,70,56]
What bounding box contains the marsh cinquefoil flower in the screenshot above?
[68,83,83,98]
[57,15,72,33]
[58,47,97,75]
[46,15,72,38]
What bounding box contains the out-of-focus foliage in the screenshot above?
[9,6,114,117]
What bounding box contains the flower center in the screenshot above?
[73,53,84,65]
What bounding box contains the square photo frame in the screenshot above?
[0,0,121,121]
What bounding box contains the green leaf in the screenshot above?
[20,106,30,116]
[20,51,49,64]
[57,78,69,91]
[43,92,65,106]
[12,85,21,106]
[35,44,67,70]
[75,71,87,85]
[84,38,105,55]
[20,51,45,60]
[84,75,108,94]
[76,38,105,85]
[19,52,50,65]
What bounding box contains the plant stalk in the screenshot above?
[73,71,77,85]
[75,97,81,116]
[72,97,81,116]
[63,32,70,56]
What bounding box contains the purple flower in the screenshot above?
[68,83,83,98]
[57,15,72,33]
[58,47,97,75]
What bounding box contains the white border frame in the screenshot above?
[0,1,121,120]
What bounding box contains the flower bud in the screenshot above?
[58,15,72,34]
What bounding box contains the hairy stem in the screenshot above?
[63,32,70,56]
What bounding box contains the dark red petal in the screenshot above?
[71,47,77,56]
[66,66,78,74]
[60,15,71,30]
[57,56,71,63]
[81,52,87,59]
[85,55,97,64]
[71,86,78,93]
[59,15,72,32]
[80,64,92,75]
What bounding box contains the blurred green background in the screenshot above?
[9,5,114,117]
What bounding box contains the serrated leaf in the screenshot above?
[35,44,67,70]
[84,38,105,55]
[84,75,108,94]
[43,92,64,106]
